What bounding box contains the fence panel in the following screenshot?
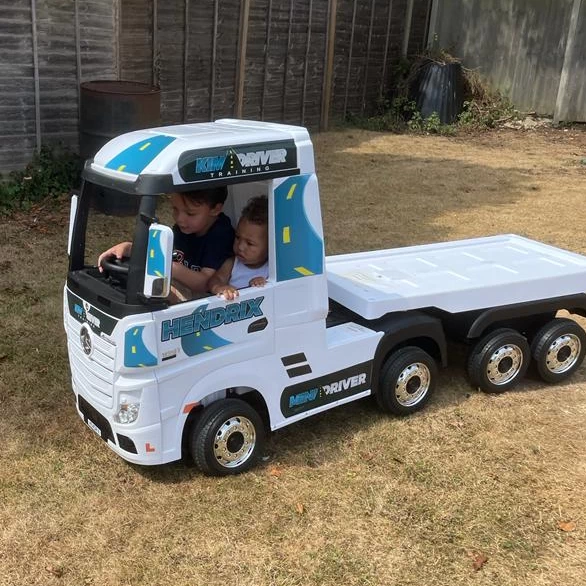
[0,0,430,174]
[432,0,586,121]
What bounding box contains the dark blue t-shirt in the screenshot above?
[173,213,234,272]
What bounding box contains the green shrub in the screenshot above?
[0,146,82,213]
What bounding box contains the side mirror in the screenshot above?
[143,224,174,298]
[67,193,78,256]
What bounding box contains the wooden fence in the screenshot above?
[0,0,431,174]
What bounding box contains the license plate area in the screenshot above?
[78,394,115,443]
[86,418,102,437]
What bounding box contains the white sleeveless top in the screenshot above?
[230,257,269,289]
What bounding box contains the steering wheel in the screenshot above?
[100,256,130,276]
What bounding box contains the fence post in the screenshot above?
[235,0,251,118]
[182,0,190,122]
[402,0,414,56]
[362,0,376,115]
[301,0,314,124]
[343,0,358,119]
[152,0,158,87]
[210,0,219,120]
[554,0,583,124]
[30,0,41,153]
[380,0,394,102]
[321,0,338,131]
[426,0,440,47]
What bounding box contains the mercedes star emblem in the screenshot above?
[80,325,92,356]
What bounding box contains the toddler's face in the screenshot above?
[170,193,220,235]
[234,218,268,268]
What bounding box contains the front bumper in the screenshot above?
[74,384,165,465]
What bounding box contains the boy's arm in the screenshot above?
[98,241,132,272]
[171,262,216,295]
[208,258,235,295]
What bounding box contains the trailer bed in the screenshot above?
[325,234,586,319]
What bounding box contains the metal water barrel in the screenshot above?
[79,80,161,214]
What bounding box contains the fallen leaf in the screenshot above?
[469,551,488,571]
[46,565,64,577]
[558,520,576,532]
[268,466,282,478]
[296,503,304,515]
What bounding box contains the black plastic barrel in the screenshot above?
[79,80,161,215]
[414,61,464,124]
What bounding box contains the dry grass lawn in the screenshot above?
[1,125,586,585]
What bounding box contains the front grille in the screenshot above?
[67,317,116,408]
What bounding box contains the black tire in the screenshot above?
[189,399,265,476]
[531,318,586,383]
[468,328,529,393]
[376,346,437,415]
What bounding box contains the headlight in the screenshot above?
[115,395,140,424]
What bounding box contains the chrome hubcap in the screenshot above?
[545,334,581,373]
[486,344,523,385]
[395,362,431,406]
[213,416,256,468]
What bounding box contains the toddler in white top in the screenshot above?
[208,195,268,300]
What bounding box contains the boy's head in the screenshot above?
[170,186,227,235]
[234,195,268,268]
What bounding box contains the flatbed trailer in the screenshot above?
[326,234,586,318]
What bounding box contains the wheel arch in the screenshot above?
[369,311,447,393]
[178,373,272,461]
[467,294,586,339]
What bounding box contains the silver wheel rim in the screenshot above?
[213,416,256,468]
[545,333,581,374]
[395,362,431,406]
[486,343,524,385]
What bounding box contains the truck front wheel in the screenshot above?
[189,399,265,476]
[531,318,586,383]
[376,346,437,415]
[468,328,529,393]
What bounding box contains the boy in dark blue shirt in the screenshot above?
[98,186,234,300]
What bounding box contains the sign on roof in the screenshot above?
[178,140,298,184]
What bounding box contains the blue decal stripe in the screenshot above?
[106,135,176,175]
[124,326,157,368]
[274,175,323,282]
[146,229,165,277]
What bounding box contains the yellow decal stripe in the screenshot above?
[117,164,126,172]
[139,142,152,151]
[283,226,291,244]
[295,266,314,276]
[287,184,297,199]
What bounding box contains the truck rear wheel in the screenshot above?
[190,399,265,476]
[376,346,437,415]
[468,328,529,393]
[531,318,586,383]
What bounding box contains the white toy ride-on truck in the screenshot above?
[65,119,586,475]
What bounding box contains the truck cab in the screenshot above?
[66,120,404,474]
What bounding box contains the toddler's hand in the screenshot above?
[215,285,239,300]
[249,277,267,288]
